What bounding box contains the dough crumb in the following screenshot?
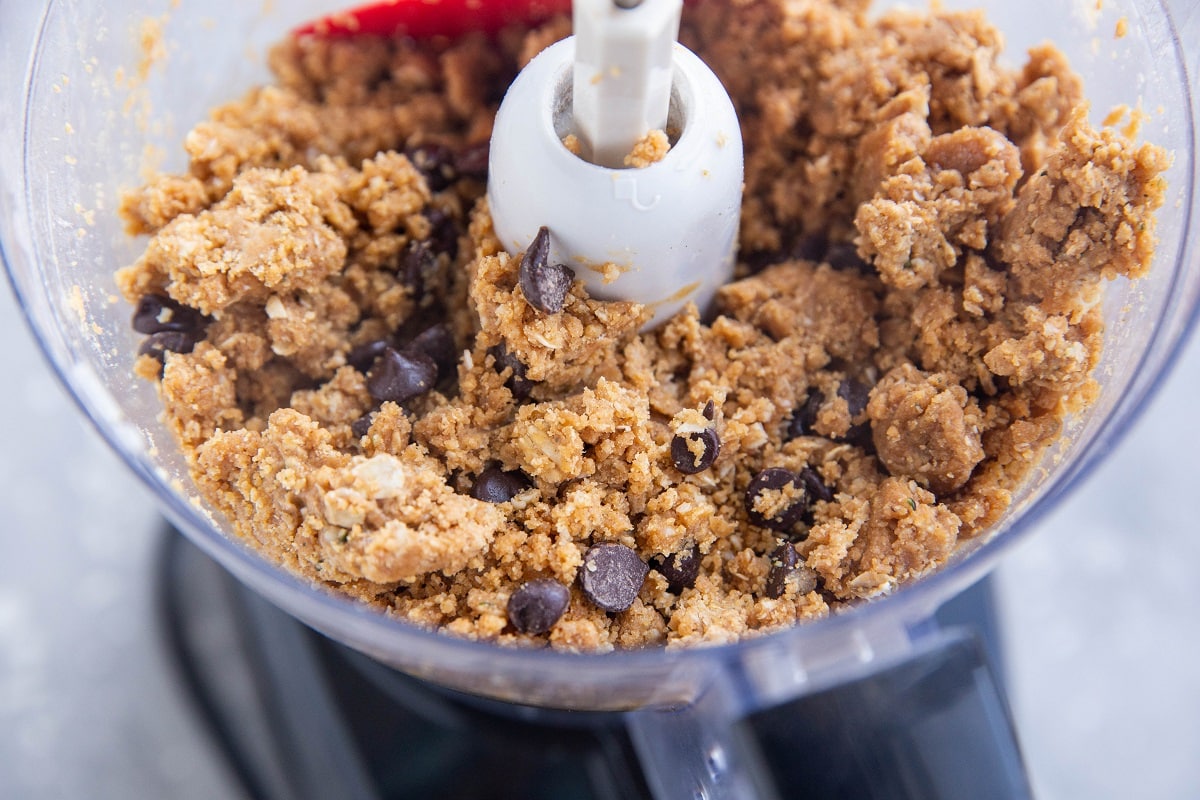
[624,129,670,168]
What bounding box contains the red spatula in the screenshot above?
[293,0,574,39]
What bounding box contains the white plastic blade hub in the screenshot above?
[488,36,743,330]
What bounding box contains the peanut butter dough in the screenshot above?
[116,0,1167,651]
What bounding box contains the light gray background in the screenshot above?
[1,274,1198,798]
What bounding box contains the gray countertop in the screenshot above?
[1,274,1197,798]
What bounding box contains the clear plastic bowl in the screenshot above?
[2,0,1198,796]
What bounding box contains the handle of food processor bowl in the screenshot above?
[624,588,1033,800]
[624,665,782,800]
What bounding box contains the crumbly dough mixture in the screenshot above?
[116,0,1167,650]
[624,129,671,168]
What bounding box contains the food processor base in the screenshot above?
[156,527,1030,800]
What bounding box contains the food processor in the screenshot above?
[2,1,1197,798]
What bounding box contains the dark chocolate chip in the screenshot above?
[744,467,809,535]
[487,343,534,401]
[798,467,833,504]
[837,378,870,418]
[824,242,871,273]
[518,227,575,315]
[404,323,457,381]
[843,423,874,450]
[407,143,456,192]
[366,347,438,404]
[792,232,829,262]
[764,541,799,599]
[580,542,649,613]
[507,579,570,635]
[347,338,392,373]
[837,378,873,448]
[401,239,439,295]
[702,400,716,421]
[522,227,550,270]
[798,467,832,526]
[786,390,825,440]
[742,249,782,275]
[670,428,720,474]
[425,207,459,260]
[471,464,532,504]
[351,410,377,439]
[132,294,209,335]
[651,543,701,594]
[138,330,197,362]
[453,141,490,181]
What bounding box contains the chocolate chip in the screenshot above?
[798,467,833,504]
[798,467,832,526]
[765,542,818,598]
[132,294,208,335]
[764,541,799,599]
[138,330,197,362]
[471,464,532,503]
[366,347,438,404]
[453,141,490,181]
[351,410,377,439]
[651,543,701,594]
[786,390,824,440]
[507,579,569,634]
[347,338,392,373]
[580,543,649,613]
[792,232,829,262]
[744,467,809,536]
[425,207,459,260]
[401,239,439,295]
[837,378,869,418]
[702,400,716,421]
[843,423,874,450]
[670,428,720,474]
[518,227,575,315]
[487,343,534,401]
[837,378,873,448]
[407,143,456,192]
[404,323,457,381]
[824,242,871,273]
[742,250,782,275]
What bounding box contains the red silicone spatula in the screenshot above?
[293,0,574,39]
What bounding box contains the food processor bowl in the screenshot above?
[3,1,1198,798]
